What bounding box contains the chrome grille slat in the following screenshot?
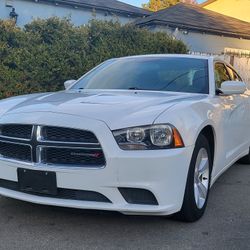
[0,124,105,168]
[0,135,31,142]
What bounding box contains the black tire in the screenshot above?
[238,150,250,164]
[176,134,212,222]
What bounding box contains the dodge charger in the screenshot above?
[0,55,249,222]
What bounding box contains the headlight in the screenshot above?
[113,124,184,150]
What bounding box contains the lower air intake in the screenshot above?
[119,188,158,205]
[0,179,111,203]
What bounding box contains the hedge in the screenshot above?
[0,18,187,99]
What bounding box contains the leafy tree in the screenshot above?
[0,18,187,99]
[143,0,197,11]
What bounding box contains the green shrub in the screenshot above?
[0,18,187,99]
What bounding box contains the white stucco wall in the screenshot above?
[150,25,250,55]
[148,25,250,85]
[0,0,136,26]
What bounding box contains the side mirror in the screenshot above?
[64,80,76,90]
[219,81,247,95]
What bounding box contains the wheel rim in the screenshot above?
[194,148,210,209]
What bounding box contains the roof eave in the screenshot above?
[22,0,150,17]
[136,20,250,40]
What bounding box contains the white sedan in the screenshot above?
[0,55,249,222]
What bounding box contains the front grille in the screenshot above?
[41,126,99,144]
[41,147,105,167]
[0,124,32,140]
[0,141,32,162]
[0,124,105,167]
[0,179,111,203]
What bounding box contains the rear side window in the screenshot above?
[214,63,231,88]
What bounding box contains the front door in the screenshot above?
[215,62,249,165]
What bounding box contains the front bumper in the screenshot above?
[0,112,194,215]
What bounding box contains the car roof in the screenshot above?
[117,54,214,60]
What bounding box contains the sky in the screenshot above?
[120,0,205,7]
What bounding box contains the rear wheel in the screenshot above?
[176,134,212,222]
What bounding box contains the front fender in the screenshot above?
[154,100,218,147]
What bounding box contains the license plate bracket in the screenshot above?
[18,169,57,196]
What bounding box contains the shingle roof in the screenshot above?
[37,0,150,16]
[135,3,250,39]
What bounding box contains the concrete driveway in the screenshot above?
[0,163,249,250]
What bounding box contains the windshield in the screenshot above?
[71,57,209,94]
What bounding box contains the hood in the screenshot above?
[0,90,206,130]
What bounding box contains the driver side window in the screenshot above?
[214,63,231,89]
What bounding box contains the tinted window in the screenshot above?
[71,58,209,94]
[214,63,231,88]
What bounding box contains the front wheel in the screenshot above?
[176,134,212,222]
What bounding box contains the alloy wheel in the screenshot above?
[194,148,210,209]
